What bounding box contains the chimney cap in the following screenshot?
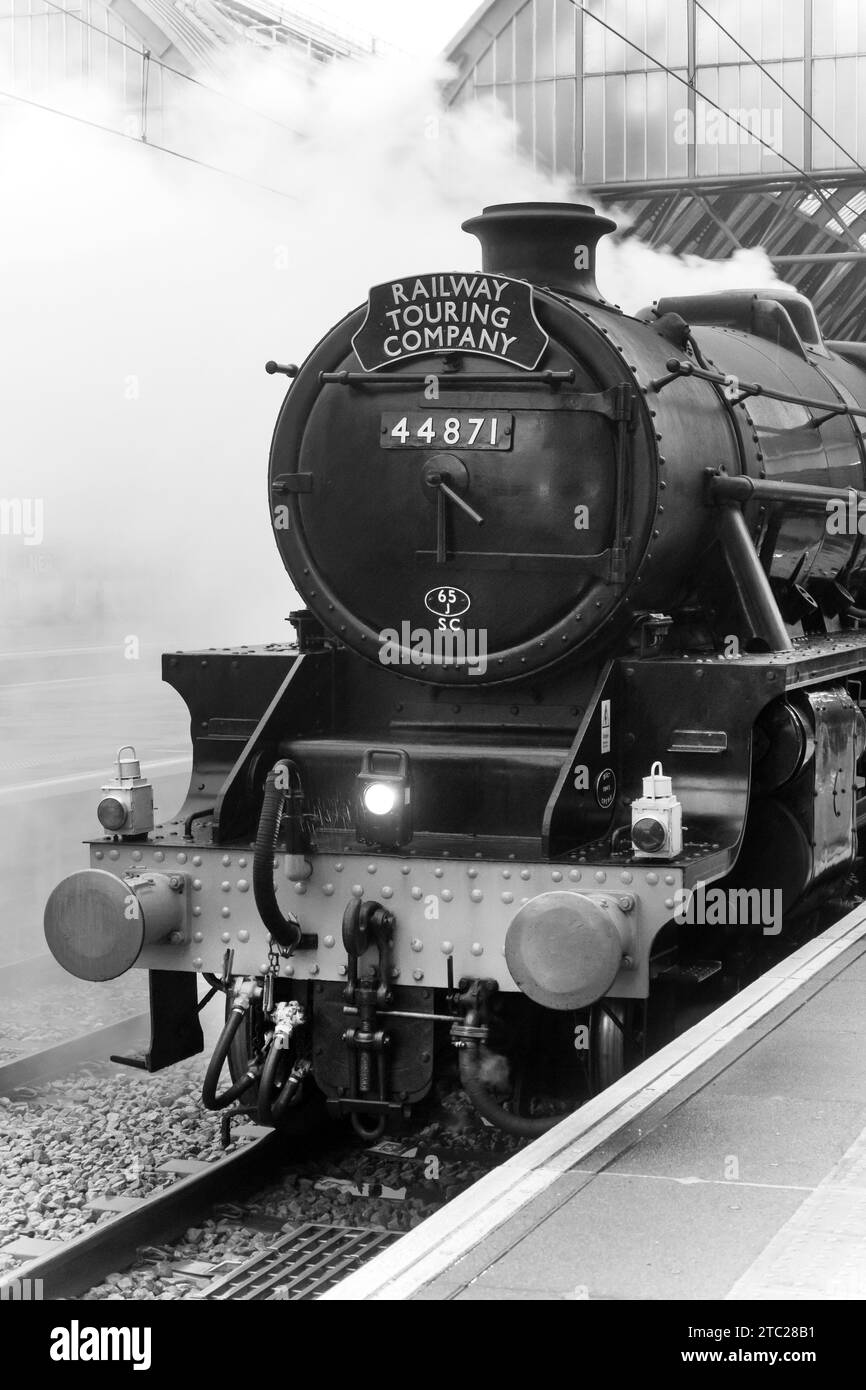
[464,201,617,234]
[462,200,618,303]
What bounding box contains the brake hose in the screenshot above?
[202,1006,259,1110]
[257,1038,304,1126]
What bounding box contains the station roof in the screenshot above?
[443,0,866,340]
[98,0,386,76]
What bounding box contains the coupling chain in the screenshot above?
[264,935,295,1015]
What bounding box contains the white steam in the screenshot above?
[599,233,780,315]
[0,49,781,651]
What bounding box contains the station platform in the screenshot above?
[324,908,866,1301]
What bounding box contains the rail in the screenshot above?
[0,1130,279,1299]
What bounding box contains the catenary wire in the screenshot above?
[0,85,298,201]
[693,0,866,181]
[568,0,857,237]
[38,0,304,137]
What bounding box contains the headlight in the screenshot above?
[356,749,412,848]
[362,782,399,816]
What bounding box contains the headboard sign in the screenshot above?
[352,273,549,371]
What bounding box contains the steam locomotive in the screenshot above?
[45,202,866,1138]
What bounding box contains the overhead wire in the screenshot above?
[692,0,866,182]
[0,85,299,201]
[568,0,858,238]
[39,0,304,137]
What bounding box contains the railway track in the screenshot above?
[0,968,509,1300]
[0,1014,149,1097]
[0,1126,280,1298]
[0,1110,510,1300]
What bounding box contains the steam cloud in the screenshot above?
[1,48,781,648]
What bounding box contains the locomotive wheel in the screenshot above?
[506,999,639,1115]
[590,999,640,1093]
[459,999,642,1137]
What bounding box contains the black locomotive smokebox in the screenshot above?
[462,201,617,301]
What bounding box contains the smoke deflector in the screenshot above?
[462,201,617,303]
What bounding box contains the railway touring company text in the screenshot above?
[381,277,518,359]
[352,272,549,371]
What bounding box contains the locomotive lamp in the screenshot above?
[356,748,412,848]
[630,761,682,860]
[96,745,154,839]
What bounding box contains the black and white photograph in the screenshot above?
[1,0,864,1356]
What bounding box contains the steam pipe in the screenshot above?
[253,760,304,954]
[709,472,866,511]
[183,806,214,840]
[717,504,793,652]
[458,1043,562,1138]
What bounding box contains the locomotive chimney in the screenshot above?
[462,201,616,302]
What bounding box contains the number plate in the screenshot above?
[380,412,513,450]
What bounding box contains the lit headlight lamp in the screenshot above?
[356,748,412,849]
